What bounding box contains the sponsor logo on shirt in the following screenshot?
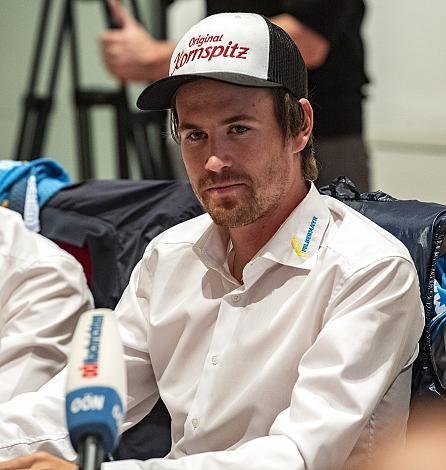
[291,216,318,258]
[81,314,103,378]
[172,33,251,74]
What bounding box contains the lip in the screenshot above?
[205,183,244,194]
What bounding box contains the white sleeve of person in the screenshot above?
[0,369,77,462]
[0,207,93,403]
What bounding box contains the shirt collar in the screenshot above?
[193,219,230,274]
[257,183,330,271]
[193,183,330,275]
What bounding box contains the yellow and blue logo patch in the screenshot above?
[291,216,318,258]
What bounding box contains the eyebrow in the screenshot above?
[178,114,260,132]
[222,114,259,125]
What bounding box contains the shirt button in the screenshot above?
[191,418,200,429]
[211,355,219,365]
[233,294,240,302]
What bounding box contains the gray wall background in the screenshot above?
[0,0,445,203]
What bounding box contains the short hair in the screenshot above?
[170,86,318,182]
[270,88,317,182]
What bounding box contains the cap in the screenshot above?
[137,12,308,111]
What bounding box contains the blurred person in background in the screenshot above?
[0,207,93,403]
[100,0,370,191]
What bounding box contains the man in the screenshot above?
[0,13,423,469]
[100,0,369,190]
[0,207,93,403]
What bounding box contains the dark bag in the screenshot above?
[319,177,446,397]
[40,179,204,309]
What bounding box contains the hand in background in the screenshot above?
[99,0,174,82]
[270,13,329,69]
[0,452,77,470]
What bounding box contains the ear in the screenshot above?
[291,98,313,153]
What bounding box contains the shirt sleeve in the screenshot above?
[113,258,161,430]
[0,259,158,461]
[0,253,93,403]
[0,368,77,462]
[102,255,424,470]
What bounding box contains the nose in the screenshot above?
[205,155,231,173]
[204,137,232,173]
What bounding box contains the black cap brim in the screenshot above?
[136,72,282,111]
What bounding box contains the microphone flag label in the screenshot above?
[66,386,124,454]
[81,314,103,378]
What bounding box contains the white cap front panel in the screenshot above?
[169,13,270,79]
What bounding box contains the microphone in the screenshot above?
[65,308,127,470]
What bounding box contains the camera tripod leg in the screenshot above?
[14,0,175,180]
[15,0,70,161]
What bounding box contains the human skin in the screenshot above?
[175,79,313,281]
[0,451,76,469]
[99,1,329,82]
[99,0,175,82]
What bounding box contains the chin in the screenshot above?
[208,206,262,228]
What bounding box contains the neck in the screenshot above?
[228,181,310,282]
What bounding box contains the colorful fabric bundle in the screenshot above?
[0,159,70,232]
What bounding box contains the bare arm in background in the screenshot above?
[98,0,330,83]
[270,13,330,69]
[99,0,175,82]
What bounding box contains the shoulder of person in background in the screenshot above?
[0,206,93,403]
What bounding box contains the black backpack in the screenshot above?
[319,177,446,398]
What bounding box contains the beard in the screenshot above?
[193,155,291,228]
[200,181,260,227]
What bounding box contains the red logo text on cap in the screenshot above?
[172,34,251,75]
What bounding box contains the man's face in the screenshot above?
[175,80,304,228]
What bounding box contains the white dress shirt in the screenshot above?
[0,185,424,469]
[0,207,93,402]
